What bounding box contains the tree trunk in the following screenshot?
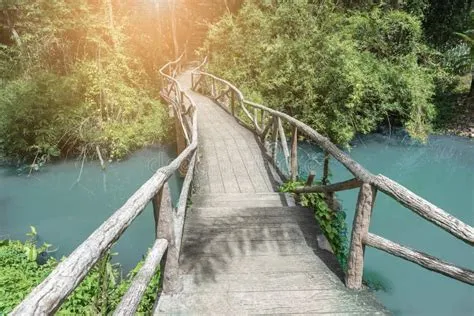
[168,0,179,59]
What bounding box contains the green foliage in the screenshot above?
[204,1,439,145]
[280,181,348,268]
[0,229,160,315]
[0,0,172,163]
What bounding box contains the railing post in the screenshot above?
[305,172,315,186]
[231,91,235,117]
[271,117,279,164]
[152,183,181,294]
[290,126,298,181]
[346,183,377,289]
[211,77,216,98]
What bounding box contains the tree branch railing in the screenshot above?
[12,53,198,315]
[191,64,474,288]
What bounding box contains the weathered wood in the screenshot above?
[374,175,474,246]
[175,153,197,251]
[290,126,298,181]
[271,117,279,164]
[175,114,188,155]
[365,233,474,285]
[12,53,197,316]
[346,183,377,289]
[156,183,182,294]
[322,150,330,185]
[113,238,168,316]
[11,146,196,315]
[230,90,235,116]
[294,178,362,194]
[277,118,290,171]
[305,172,315,187]
[238,99,474,246]
[242,100,374,183]
[259,118,273,141]
[211,77,216,97]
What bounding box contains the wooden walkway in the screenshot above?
[14,56,473,316]
[154,70,387,315]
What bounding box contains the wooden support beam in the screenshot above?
[346,183,377,289]
[230,90,235,117]
[154,183,181,294]
[277,118,290,171]
[365,233,474,285]
[271,117,279,164]
[305,172,315,187]
[294,178,362,194]
[113,239,168,316]
[259,118,273,142]
[290,126,298,181]
[374,175,474,246]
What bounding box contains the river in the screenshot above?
[0,145,181,273]
[1,135,473,315]
[295,133,473,316]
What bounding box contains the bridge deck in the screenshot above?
[155,70,387,315]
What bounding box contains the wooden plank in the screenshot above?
[294,178,362,194]
[179,254,328,275]
[179,272,341,293]
[182,224,310,243]
[155,289,386,315]
[365,233,474,285]
[346,183,377,289]
[113,239,168,316]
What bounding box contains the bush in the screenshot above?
[0,229,160,314]
[203,2,441,145]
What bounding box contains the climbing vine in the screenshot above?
[280,181,348,269]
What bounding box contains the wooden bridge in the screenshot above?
[12,55,474,315]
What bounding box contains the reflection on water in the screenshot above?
[0,145,182,273]
[295,133,474,316]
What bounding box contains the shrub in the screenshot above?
[203,1,440,145]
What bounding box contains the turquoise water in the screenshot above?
[0,145,182,273]
[1,135,472,314]
[294,134,474,315]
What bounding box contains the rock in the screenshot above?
[470,133,474,138]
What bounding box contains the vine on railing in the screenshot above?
[12,54,198,315]
[192,63,474,288]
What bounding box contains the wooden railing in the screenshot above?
[191,66,474,288]
[12,54,198,315]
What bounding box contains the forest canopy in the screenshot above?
[203,0,472,145]
[0,0,177,163]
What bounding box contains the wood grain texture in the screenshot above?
[294,178,362,194]
[12,54,198,316]
[113,239,168,316]
[346,183,377,289]
[365,233,474,285]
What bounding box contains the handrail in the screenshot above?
[192,66,474,288]
[13,54,198,315]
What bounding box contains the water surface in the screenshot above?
[0,145,181,273]
[293,134,473,315]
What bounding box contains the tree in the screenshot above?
[455,11,474,97]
